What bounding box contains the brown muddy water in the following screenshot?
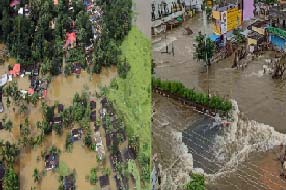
[0,44,118,190]
[152,15,286,190]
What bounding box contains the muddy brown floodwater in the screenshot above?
[0,44,118,190]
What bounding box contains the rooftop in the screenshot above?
[63,174,75,190]
[99,175,109,187]
[45,153,59,170]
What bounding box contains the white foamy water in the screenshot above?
[245,70,265,78]
[159,130,194,190]
[211,100,286,177]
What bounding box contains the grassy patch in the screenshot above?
[107,26,151,189]
[57,161,70,176]
[128,160,141,189]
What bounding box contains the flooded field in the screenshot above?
[19,129,116,190]
[152,15,286,190]
[0,43,119,189]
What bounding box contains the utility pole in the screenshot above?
[203,5,210,96]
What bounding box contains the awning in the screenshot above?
[209,33,220,42]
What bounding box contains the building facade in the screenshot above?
[212,4,242,36]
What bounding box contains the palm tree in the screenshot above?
[33,168,40,183]
[1,142,19,165]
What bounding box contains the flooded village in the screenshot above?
[0,0,151,190]
[151,0,286,189]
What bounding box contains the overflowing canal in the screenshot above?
[153,15,286,189]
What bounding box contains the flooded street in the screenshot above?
[153,15,286,133]
[153,15,286,189]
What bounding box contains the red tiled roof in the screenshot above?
[65,32,76,47]
[28,88,34,95]
[9,64,20,77]
[43,90,47,98]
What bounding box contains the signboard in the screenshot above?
[207,0,212,7]
[213,23,221,35]
[226,7,241,32]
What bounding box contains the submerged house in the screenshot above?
[90,100,96,110]
[45,153,59,170]
[58,104,64,113]
[267,6,286,51]
[212,3,242,45]
[52,116,63,125]
[247,21,268,52]
[99,175,109,188]
[71,128,83,141]
[63,174,75,190]
[90,111,96,122]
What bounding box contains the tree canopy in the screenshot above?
[194,32,215,65]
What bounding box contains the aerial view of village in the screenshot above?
[0,0,151,190]
[152,0,286,190]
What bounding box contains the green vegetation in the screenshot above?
[89,168,97,185]
[233,29,246,44]
[84,128,94,150]
[93,0,132,73]
[57,161,70,177]
[152,78,232,113]
[128,160,141,190]
[3,166,19,190]
[194,32,215,65]
[33,168,40,183]
[0,142,19,165]
[184,174,205,190]
[107,27,151,189]
[65,133,73,152]
[3,119,13,132]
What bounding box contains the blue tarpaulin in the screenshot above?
[209,33,220,42]
[270,34,286,51]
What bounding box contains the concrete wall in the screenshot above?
[243,0,254,21]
